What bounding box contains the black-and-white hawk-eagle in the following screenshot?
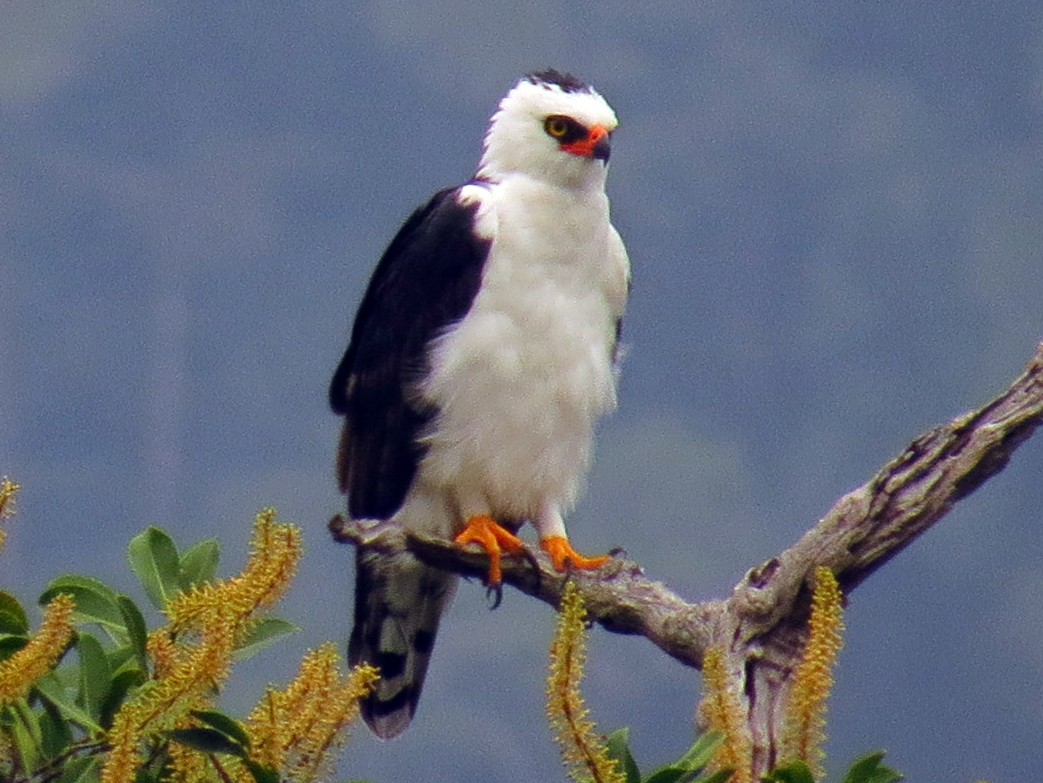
[329,69,630,738]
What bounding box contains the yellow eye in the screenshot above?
[544,116,570,138]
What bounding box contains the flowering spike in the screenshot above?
[699,647,753,783]
[167,733,217,783]
[245,643,378,782]
[166,509,301,636]
[0,593,75,707]
[0,477,18,519]
[782,566,846,779]
[546,581,625,783]
[0,476,21,552]
[102,510,303,783]
[102,613,239,783]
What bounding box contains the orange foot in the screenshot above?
[454,515,527,586]
[540,536,611,573]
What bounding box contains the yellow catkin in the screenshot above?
[243,644,378,783]
[247,646,338,772]
[166,509,300,636]
[782,566,846,779]
[0,593,75,707]
[545,582,625,783]
[101,510,303,783]
[0,476,21,552]
[247,689,287,772]
[0,477,18,518]
[102,616,238,783]
[287,661,379,782]
[272,646,341,773]
[699,647,753,783]
[166,729,216,783]
[146,630,177,679]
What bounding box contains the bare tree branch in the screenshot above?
[329,515,722,667]
[717,340,1043,771]
[329,340,1043,774]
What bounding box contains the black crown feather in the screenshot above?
[525,69,592,94]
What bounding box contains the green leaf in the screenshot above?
[37,696,74,757]
[763,761,816,783]
[644,768,686,783]
[76,633,112,722]
[694,771,734,783]
[243,759,281,783]
[191,709,251,748]
[675,732,723,772]
[9,706,40,774]
[40,575,125,634]
[128,527,184,609]
[179,538,221,588]
[643,732,725,783]
[166,726,247,757]
[842,751,903,783]
[56,754,102,783]
[233,617,299,661]
[106,644,137,674]
[99,666,147,729]
[33,672,104,735]
[116,594,149,672]
[0,590,29,634]
[0,633,29,661]
[606,727,641,783]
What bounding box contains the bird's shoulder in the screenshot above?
[329,183,494,415]
[380,182,496,271]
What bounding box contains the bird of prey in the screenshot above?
[329,69,630,738]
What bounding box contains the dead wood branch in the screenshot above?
[329,340,1043,774]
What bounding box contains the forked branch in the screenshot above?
[329,340,1043,774]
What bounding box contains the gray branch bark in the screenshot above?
[329,341,1043,776]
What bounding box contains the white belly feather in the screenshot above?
[417,178,625,527]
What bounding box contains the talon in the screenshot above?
[486,583,504,610]
[540,536,611,573]
[454,515,526,586]
[520,546,542,590]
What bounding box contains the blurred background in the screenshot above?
[2,3,1042,781]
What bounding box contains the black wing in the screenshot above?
[330,187,491,519]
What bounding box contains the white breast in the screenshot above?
[418,177,627,524]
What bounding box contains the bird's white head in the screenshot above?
[477,70,619,189]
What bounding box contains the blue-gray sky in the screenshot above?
[3,4,1043,781]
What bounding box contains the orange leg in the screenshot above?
[454,515,527,586]
[540,536,611,573]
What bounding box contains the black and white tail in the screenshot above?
[348,548,457,738]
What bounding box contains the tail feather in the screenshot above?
[348,548,456,738]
